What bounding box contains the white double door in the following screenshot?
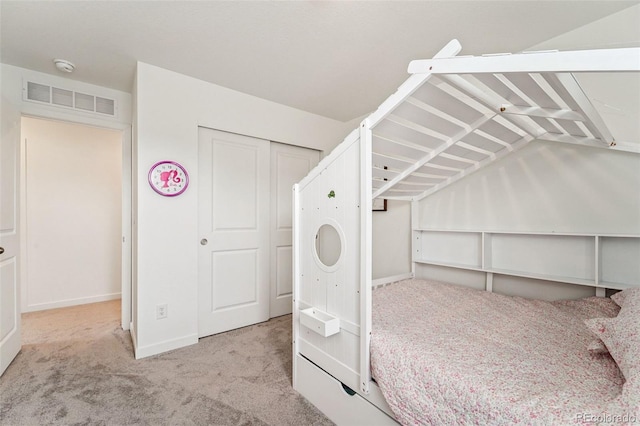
[198,128,319,338]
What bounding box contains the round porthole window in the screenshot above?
[314,223,342,269]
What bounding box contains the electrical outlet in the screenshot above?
[156,304,168,319]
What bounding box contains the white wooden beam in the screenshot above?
[408,47,640,74]
[440,74,545,139]
[383,195,416,201]
[373,132,434,154]
[408,171,449,180]
[612,141,640,154]
[405,96,472,130]
[416,133,534,200]
[439,152,477,165]
[549,73,615,146]
[359,120,373,395]
[456,141,497,157]
[500,105,585,122]
[539,132,640,154]
[367,39,462,128]
[386,114,449,142]
[372,114,494,199]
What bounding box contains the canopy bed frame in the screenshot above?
[292,39,640,424]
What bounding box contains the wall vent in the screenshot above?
[24,80,116,117]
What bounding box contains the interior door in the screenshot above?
[198,128,270,337]
[270,143,319,317]
[0,102,21,376]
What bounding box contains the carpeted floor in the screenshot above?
[0,300,333,425]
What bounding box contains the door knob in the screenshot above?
[200,239,208,246]
[0,247,4,255]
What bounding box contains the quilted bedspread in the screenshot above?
[371,279,625,425]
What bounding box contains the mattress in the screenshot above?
[370,279,624,425]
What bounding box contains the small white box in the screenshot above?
[300,307,340,337]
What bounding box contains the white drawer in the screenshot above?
[294,354,398,425]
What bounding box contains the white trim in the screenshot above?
[408,47,640,74]
[367,39,463,128]
[22,292,121,313]
[292,183,301,389]
[134,333,198,359]
[359,121,373,394]
[372,272,415,288]
[413,228,640,238]
[121,126,133,331]
[312,218,347,273]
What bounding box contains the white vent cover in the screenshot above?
[24,80,116,117]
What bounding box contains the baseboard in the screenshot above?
[23,293,121,313]
[134,333,198,359]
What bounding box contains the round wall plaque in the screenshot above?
[148,161,189,197]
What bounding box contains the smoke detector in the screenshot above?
[53,59,75,73]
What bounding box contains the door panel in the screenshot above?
[211,249,258,310]
[0,101,20,376]
[211,141,259,230]
[270,143,319,317]
[198,128,270,337]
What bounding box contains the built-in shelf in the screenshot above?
[413,229,640,291]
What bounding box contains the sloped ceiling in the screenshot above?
[1,1,637,121]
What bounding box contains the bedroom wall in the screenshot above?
[416,5,640,299]
[134,62,353,357]
[372,200,412,280]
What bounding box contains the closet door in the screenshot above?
[270,143,319,317]
[198,128,270,337]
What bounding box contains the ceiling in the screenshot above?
[1,1,637,122]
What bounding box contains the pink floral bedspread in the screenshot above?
[371,279,624,425]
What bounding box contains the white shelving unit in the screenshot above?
[413,229,640,291]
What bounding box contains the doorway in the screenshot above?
[20,117,124,314]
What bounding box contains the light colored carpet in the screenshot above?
[0,300,333,425]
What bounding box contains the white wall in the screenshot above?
[417,140,640,233]
[134,62,354,358]
[416,6,640,298]
[21,117,122,312]
[372,200,411,280]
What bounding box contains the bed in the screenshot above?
[292,39,640,425]
[371,279,639,425]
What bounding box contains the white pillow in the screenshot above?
[585,288,640,380]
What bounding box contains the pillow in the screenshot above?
[604,375,640,419]
[585,288,640,382]
[611,290,626,308]
[587,338,609,354]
